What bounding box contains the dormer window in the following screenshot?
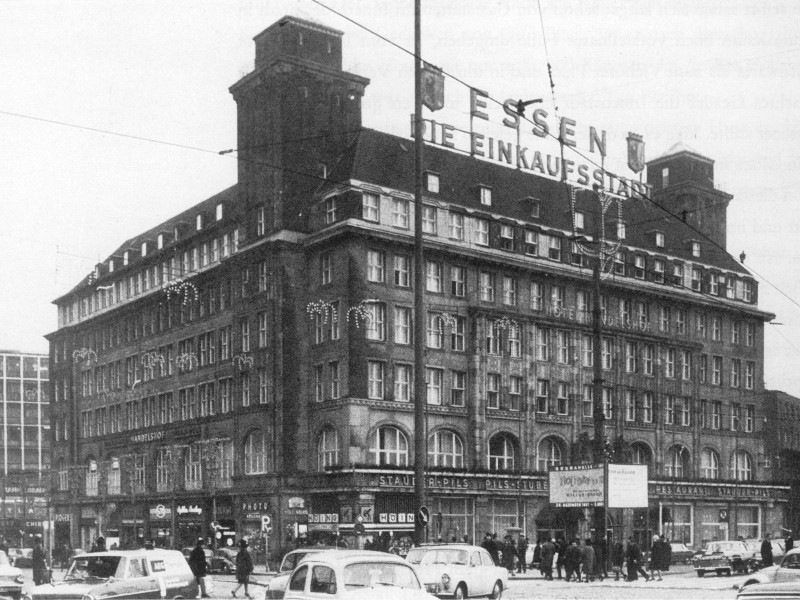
[634,255,645,279]
[425,172,440,194]
[196,214,203,230]
[662,167,670,188]
[216,203,224,221]
[109,259,115,273]
[141,242,148,257]
[174,226,180,241]
[530,198,541,219]
[691,241,701,257]
[123,251,130,266]
[574,211,585,231]
[157,233,164,249]
[655,232,665,248]
[480,186,492,206]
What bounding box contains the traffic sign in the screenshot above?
[262,515,272,533]
[418,506,430,526]
[354,522,365,536]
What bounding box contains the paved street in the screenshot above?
[18,564,746,600]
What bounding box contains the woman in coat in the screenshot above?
[232,539,254,599]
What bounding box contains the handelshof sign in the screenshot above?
[549,465,604,507]
[413,88,650,199]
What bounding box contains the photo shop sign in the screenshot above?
[413,87,650,198]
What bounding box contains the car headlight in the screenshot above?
[440,573,450,590]
[16,575,25,583]
[82,595,95,600]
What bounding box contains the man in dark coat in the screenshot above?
[555,538,568,579]
[540,539,555,580]
[625,537,650,582]
[501,535,517,576]
[786,531,794,552]
[231,539,253,598]
[611,541,625,580]
[762,534,774,567]
[648,534,665,581]
[32,535,49,585]
[564,540,582,582]
[516,536,528,573]
[188,538,210,598]
[482,532,499,565]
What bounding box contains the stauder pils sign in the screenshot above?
[549,465,604,507]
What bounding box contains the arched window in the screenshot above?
[630,443,652,467]
[700,448,719,479]
[318,427,339,470]
[488,433,517,471]
[428,430,464,468]
[369,426,408,466]
[244,430,272,474]
[536,437,564,471]
[665,445,690,478]
[731,450,753,481]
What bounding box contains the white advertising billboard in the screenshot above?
[607,463,649,508]
[548,465,604,507]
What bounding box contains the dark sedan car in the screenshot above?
[670,542,695,565]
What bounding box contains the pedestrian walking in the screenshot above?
[580,539,595,583]
[516,536,528,574]
[188,538,210,598]
[564,540,582,582]
[482,533,499,565]
[762,534,774,567]
[786,531,794,552]
[625,537,650,582]
[611,541,625,581]
[532,539,542,571]
[231,539,253,598]
[540,539,555,580]
[555,538,567,579]
[501,535,517,576]
[649,534,665,581]
[32,535,50,585]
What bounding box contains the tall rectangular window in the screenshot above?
[509,376,522,411]
[536,380,549,413]
[367,361,385,400]
[367,250,385,282]
[394,255,411,287]
[642,392,653,423]
[625,390,636,422]
[321,252,332,285]
[557,382,570,415]
[665,395,675,425]
[365,303,386,341]
[427,368,443,405]
[626,341,638,373]
[422,206,437,234]
[602,338,613,369]
[665,347,676,378]
[392,198,409,228]
[731,321,741,344]
[394,306,411,345]
[502,276,517,305]
[362,192,379,221]
[548,236,562,260]
[508,325,521,358]
[643,344,654,375]
[731,359,741,388]
[712,316,722,341]
[451,371,466,407]
[556,331,570,364]
[451,316,466,352]
[530,282,544,311]
[745,361,755,390]
[582,334,594,367]
[745,322,755,347]
[536,327,550,361]
[329,361,341,399]
[487,373,501,409]
[712,356,723,386]
[313,365,324,402]
[524,230,538,255]
[745,404,755,433]
[582,385,593,418]
[426,261,443,293]
[681,350,692,380]
[699,354,708,383]
[486,322,500,355]
[479,272,495,302]
[325,198,337,224]
[451,266,466,297]
[474,218,489,246]
[449,212,464,240]
[427,313,444,349]
[395,364,411,402]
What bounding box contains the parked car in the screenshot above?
[7,549,33,570]
[737,581,800,600]
[745,539,786,567]
[670,542,694,565]
[283,550,436,600]
[265,547,337,599]
[25,549,198,600]
[693,540,758,576]
[180,546,234,573]
[739,547,800,589]
[405,544,508,599]
[0,550,24,600]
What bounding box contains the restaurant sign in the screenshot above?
[653,482,789,501]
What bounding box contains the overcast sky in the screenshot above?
[1,0,799,396]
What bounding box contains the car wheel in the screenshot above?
[697,570,705,577]
[488,581,502,599]
[453,583,467,599]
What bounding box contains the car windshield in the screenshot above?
[0,551,10,567]
[705,542,737,554]
[343,562,420,590]
[281,552,314,572]
[405,549,468,566]
[66,555,123,580]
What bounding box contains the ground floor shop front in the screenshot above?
[49,472,791,562]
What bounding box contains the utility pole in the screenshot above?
[412,0,427,546]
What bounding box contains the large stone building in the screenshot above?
[0,350,49,545]
[48,15,787,556]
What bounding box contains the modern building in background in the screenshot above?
[47,15,788,557]
[0,350,50,546]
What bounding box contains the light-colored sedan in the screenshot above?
[740,547,800,590]
[265,547,337,599]
[0,550,25,600]
[406,544,508,599]
[283,550,436,600]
